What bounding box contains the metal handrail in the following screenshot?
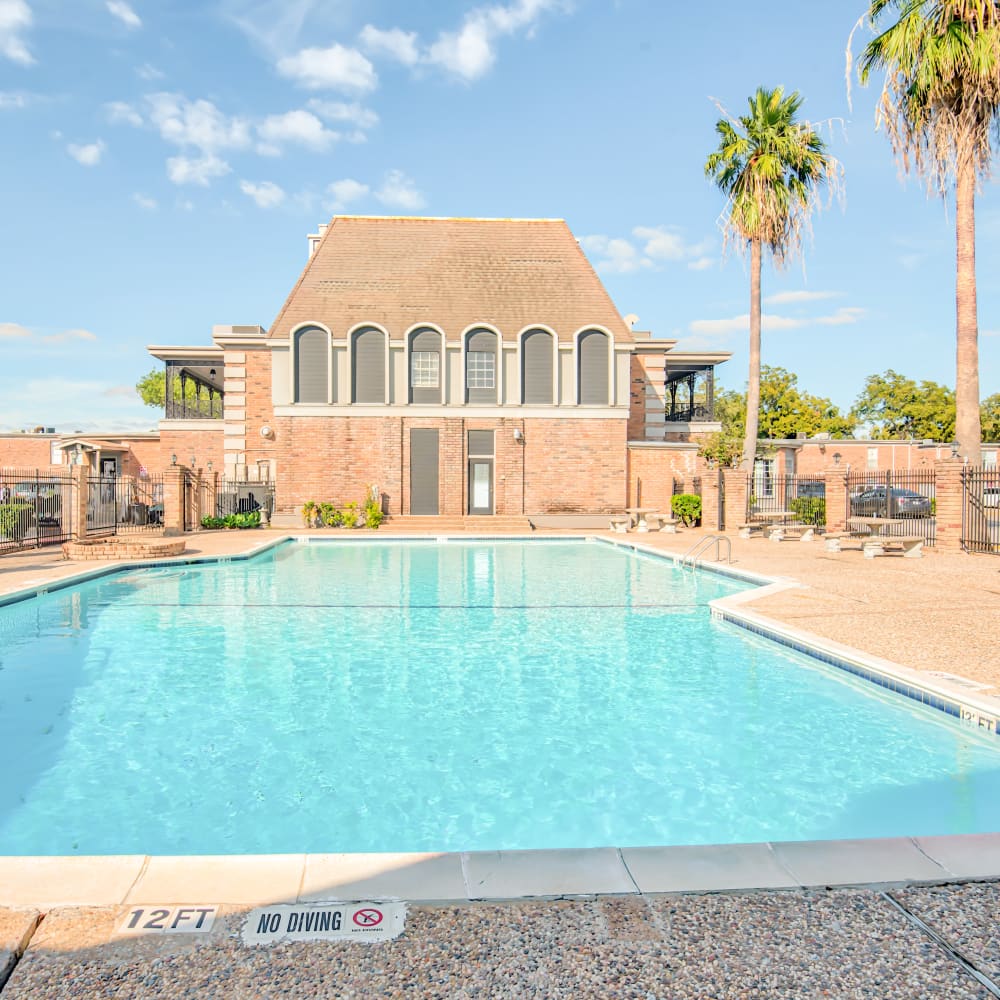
[680,533,732,568]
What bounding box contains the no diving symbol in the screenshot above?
[353,908,383,928]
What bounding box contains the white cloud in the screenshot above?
[105,100,143,126]
[135,62,164,81]
[426,0,560,81]
[277,43,376,92]
[633,225,688,262]
[147,93,251,152]
[581,225,714,274]
[688,257,714,271]
[106,1,141,29]
[374,169,424,211]
[307,99,378,129]
[327,177,369,209]
[0,321,31,339]
[579,235,649,274]
[359,24,420,66]
[0,0,33,65]
[0,90,28,108]
[67,140,106,166]
[764,290,839,305]
[43,328,98,344]
[689,307,865,338]
[166,152,231,186]
[256,109,338,155]
[131,192,157,210]
[239,179,286,208]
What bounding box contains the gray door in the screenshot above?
[410,429,439,515]
[468,459,493,515]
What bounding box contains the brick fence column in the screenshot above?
[162,466,187,537]
[823,466,850,532]
[722,468,749,529]
[70,464,89,540]
[933,458,965,551]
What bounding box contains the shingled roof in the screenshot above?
[267,216,634,343]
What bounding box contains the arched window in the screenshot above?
[577,329,609,405]
[294,326,329,403]
[352,327,386,403]
[408,327,441,404]
[521,329,554,404]
[465,329,498,404]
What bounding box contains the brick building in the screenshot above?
[149,216,730,522]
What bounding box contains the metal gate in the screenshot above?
[747,473,827,528]
[86,474,165,536]
[962,465,1000,554]
[845,469,936,547]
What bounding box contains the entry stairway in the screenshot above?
[378,515,535,533]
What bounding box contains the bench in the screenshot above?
[644,512,679,533]
[737,522,766,539]
[862,534,924,559]
[767,522,814,542]
[823,531,852,553]
[609,515,631,534]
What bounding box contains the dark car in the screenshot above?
[12,482,63,524]
[849,486,932,518]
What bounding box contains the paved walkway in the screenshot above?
[1,527,999,997]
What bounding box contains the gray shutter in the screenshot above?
[353,328,385,403]
[468,430,494,456]
[409,328,440,404]
[409,429,439,515]
[466,329,497,404]
[521,329,553,404]
[295,328,328,403]
[578,330,609,405]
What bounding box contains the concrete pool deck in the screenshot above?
[2,527,999,995]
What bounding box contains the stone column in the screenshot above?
[162,465,187,537]
[933,458,965,551]
[70,464,89,540]
[701,467,722,530]
[823,466,850,532]
[722,468,749,529]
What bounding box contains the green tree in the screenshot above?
[705,86,841,472]
[856,1,1000,459]
[982,392,1000,441]
[758,366,857,439]
[136,368,167,408]
[851,369,957,440]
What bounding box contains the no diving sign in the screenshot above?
[242,902,405,946]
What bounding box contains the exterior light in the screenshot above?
[190,455,196,468]
[513,427,524,442]
[209,368,216,378]
[171,453,177,465]
[832,452,842,466]
[950,440,960,458]
[207,460,213,472]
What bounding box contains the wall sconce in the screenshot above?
[209,368,216,379]
[190,455,197,468]
[513,428,524,442]
[260,425,274,440]
[832,452,842,466]
[170,453,177,466]
[207,460,213,472]
[950,440,960,459]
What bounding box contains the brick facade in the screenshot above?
[157,427,225,474]
[626,444,701,509]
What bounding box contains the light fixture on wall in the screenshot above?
[190,455,196,468]
[207,460,213,473]
[170,453,177,466]
[209,368,216,379]
[832,452,842,466]
[260,425,274,439]
[950,440,960,459]
[513,427,524,442]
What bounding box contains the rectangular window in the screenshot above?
[50,442,62,465]
[410,351,439,388]
[867,447,878,470]
[466,352,495,389]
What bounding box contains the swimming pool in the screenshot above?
[1,539,999,856]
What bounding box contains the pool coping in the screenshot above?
[3,532,1000,907]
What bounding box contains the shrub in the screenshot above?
[363,496,384,529]
[202,511,261,529]
[301,500,317,527]
[0,503,36,541]
[789,497,826,527]
[318,502,343,527]
[670,493,702,527]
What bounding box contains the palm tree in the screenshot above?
[705,87,839,471]
[856,1,1000,459]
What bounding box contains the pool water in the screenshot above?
[1,539,999,855]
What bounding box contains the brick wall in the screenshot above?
[626,444,701,509]
[158,427,225,472]
[0,436,55,467]
[270,415,626,516]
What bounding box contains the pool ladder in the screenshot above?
[680,534,732,569]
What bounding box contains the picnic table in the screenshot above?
[845,516,923,558]
[625,507,658,531]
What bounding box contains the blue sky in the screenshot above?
[1,0,997,432]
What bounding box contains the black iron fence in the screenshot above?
[216,479,274,518]
[86,474,165,536]
[846,469,936,547]
[747,473,828,528]
[0,469,75,553]
[962,465,1000,554]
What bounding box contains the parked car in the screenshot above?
[984,485,1000,509]
[849,486,932,518]
[11,482,63,524]
[795,481,826,500]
